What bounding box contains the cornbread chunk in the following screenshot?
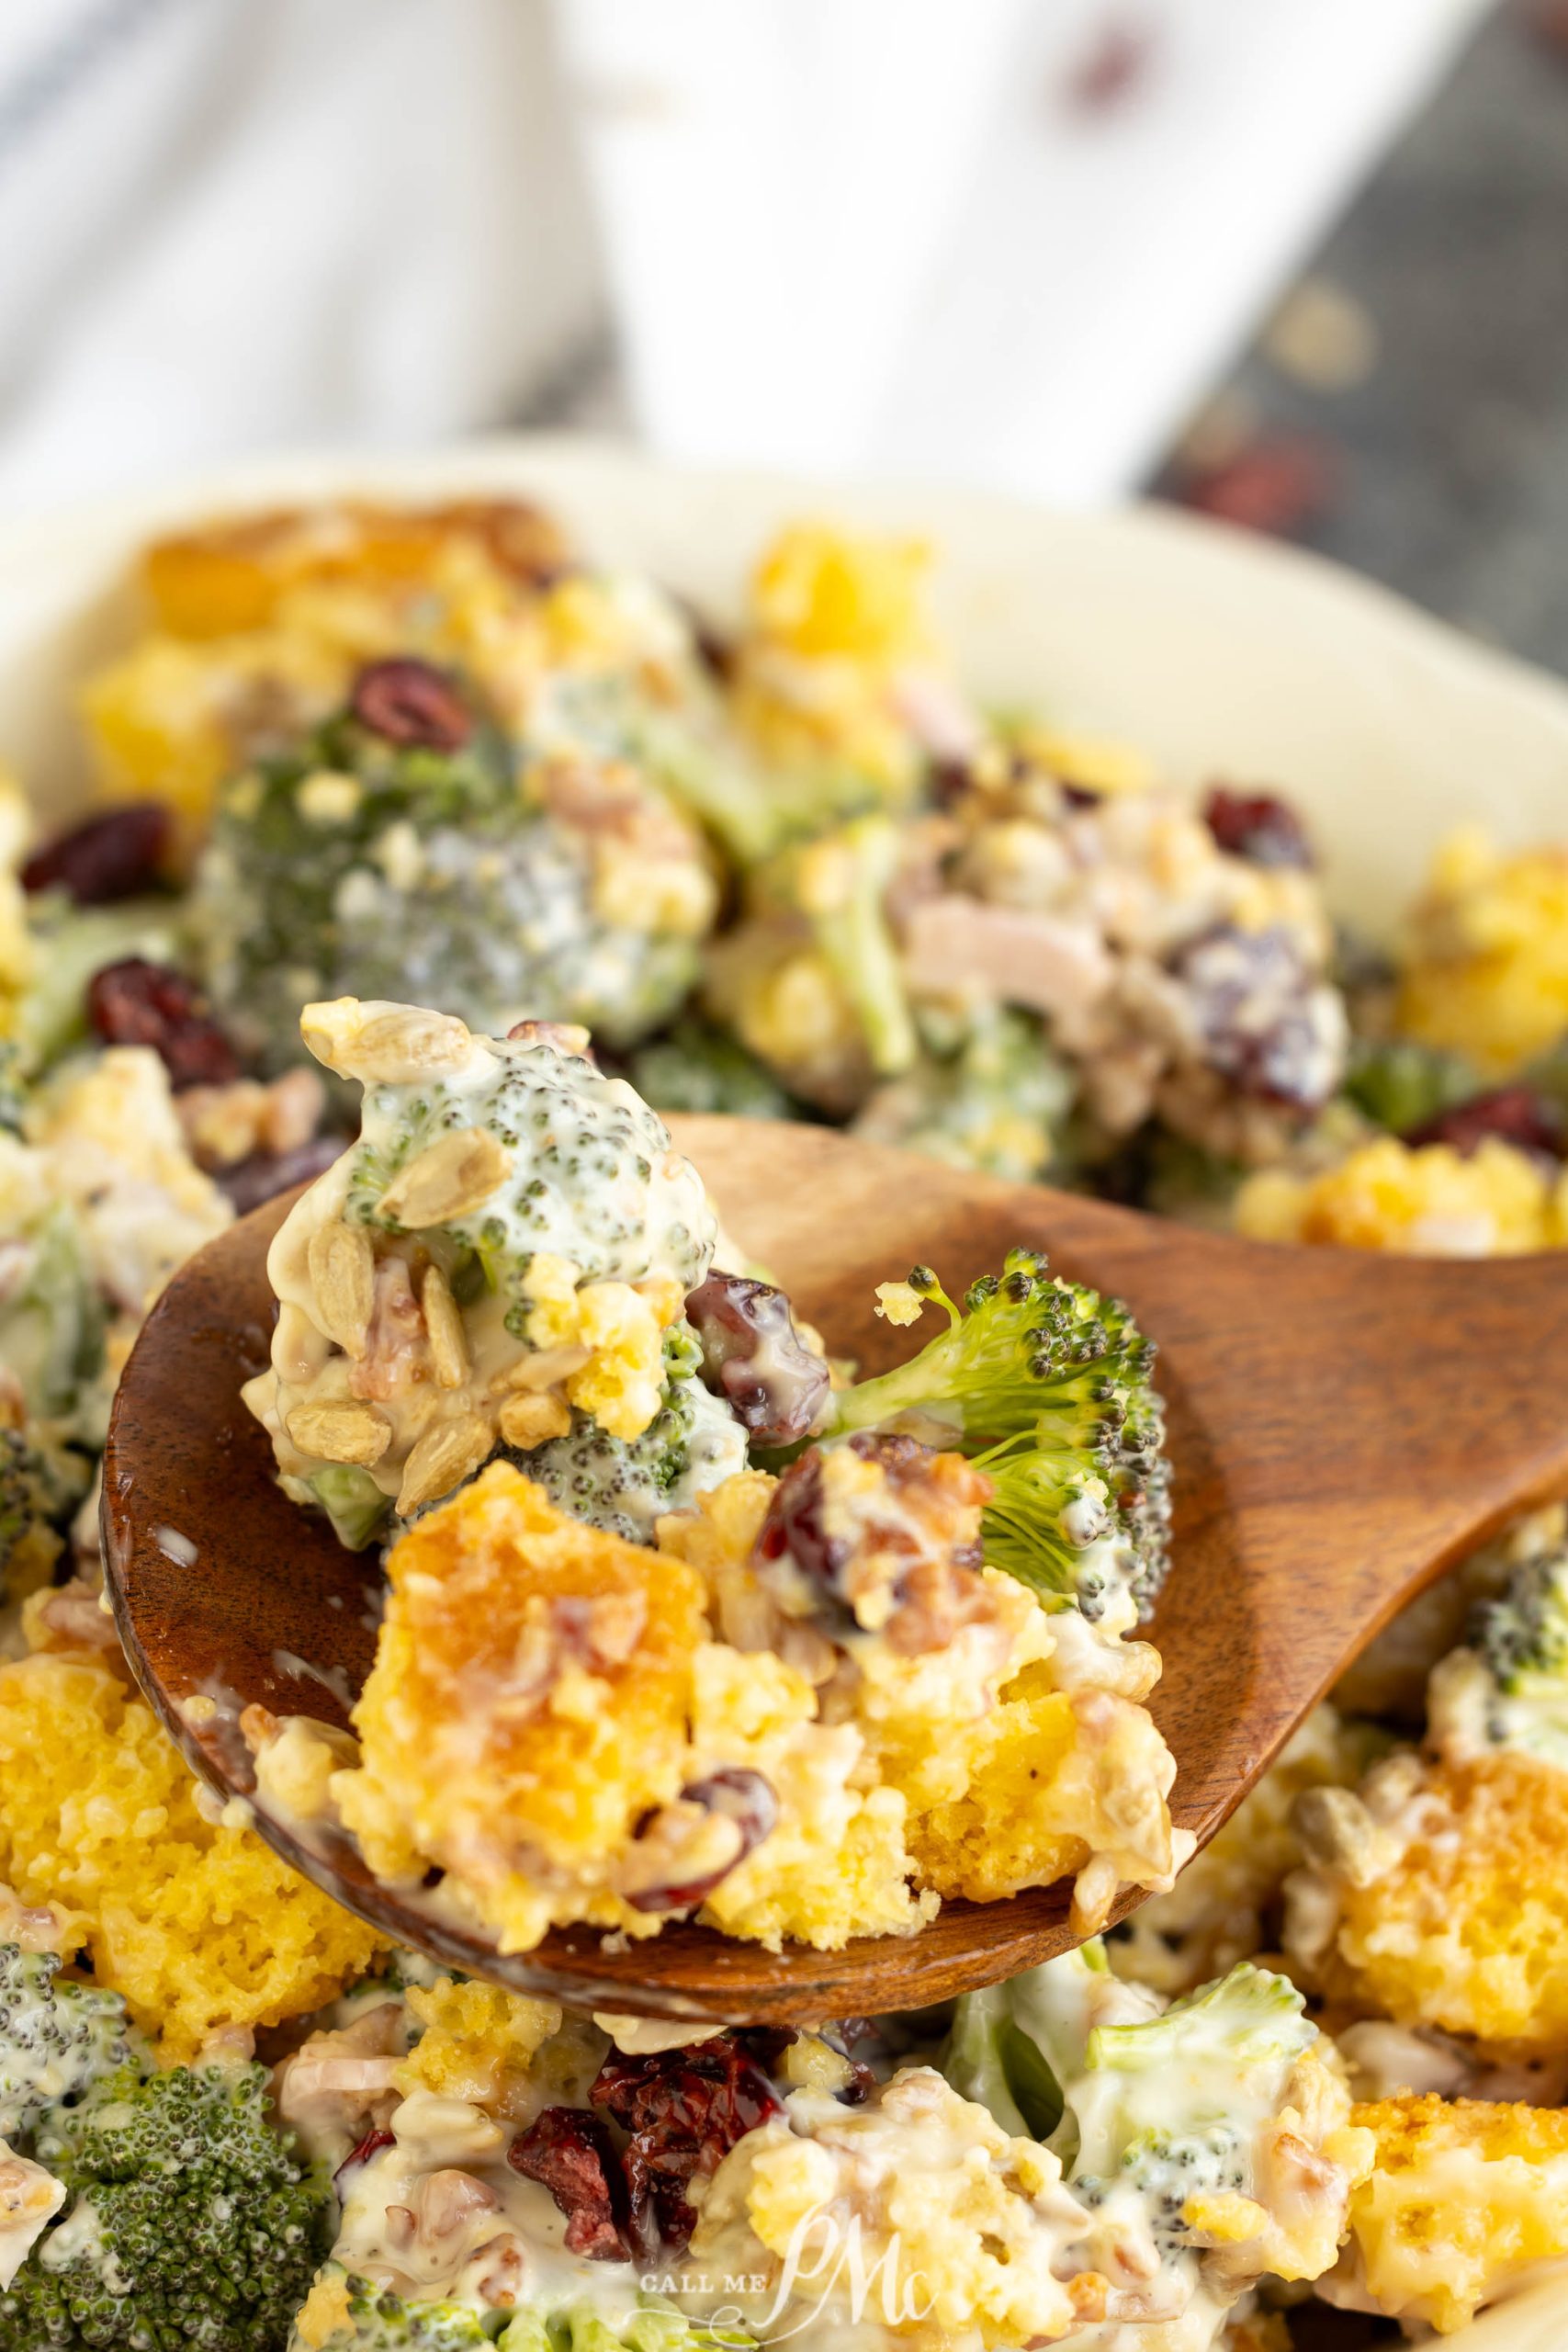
[662,1455,1184,1939]
[1399,827,1568,1075]
[1236,1133,1568,1255]
[331,1465,930,1954]
[1285,1747,1568,2051]
[246,1002,715,1539]
[334,1465,708,1951]
[0,1648,380,2061]
[81,498,568,843]
[1332,2093,1568,2334]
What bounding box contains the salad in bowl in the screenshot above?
[1,461,1567,2348]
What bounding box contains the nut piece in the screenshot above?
[421,1264,469,1389]
[287,1402,391,1468]
[498,1391,572,1450]
[300,998,477,1084]
[397,1413,494,1515]
[308,1220,375,1358]
[378,1129,512,1227]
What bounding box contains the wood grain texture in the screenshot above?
[101,1116,1568,2021]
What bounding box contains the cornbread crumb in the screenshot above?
[1344,2093,1568,2333]
[1235,1135,1568,1256]
[1400,828,1568,1074]
[1300,1752,1568,2051]
[0,1650,382,2060]
[396,1975,561,2114]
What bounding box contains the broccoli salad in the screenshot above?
[2,492,1568,2347]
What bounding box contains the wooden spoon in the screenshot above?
[101,1116,1568,2023]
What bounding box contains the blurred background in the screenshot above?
[0,0,1562,659]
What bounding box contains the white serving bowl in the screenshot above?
[3,440,1566,2348]
[2,435,1568,944]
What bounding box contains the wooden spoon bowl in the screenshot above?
[102,1116,1568,2021]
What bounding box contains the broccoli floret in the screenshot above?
[4,2061,333,2351]
[0,1948,136,2146]
[1341,1037,1477,1136]
[294,2276,738,2352]
[304,1464,394,1554]
[0,1043,24,1136]
[1468,1553,1568,1770]
[817,1250,1170,1622]
[626,1022,801,1122]
[342,1027,715,1302]
[1082,1959,1317,2082]
[195,693,705,1074]
[8,899,181,1081]
[296,2271,492,2349]
[946,1940,1145,2151]
[791,817,916,1080]
[852,1009,1072,1182]
[953,1953,1316,2232]
[1066,1964,1318,2250]
[0,1204,105,1427]
[0,1429,90,1603]
[515,1328,746,1544]
[942,1981,1066,2143]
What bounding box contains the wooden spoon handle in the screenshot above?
[673,1118,1568,1841]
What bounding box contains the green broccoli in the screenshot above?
[1467,1552,1568,1770]
[516,1328,746,1544]
[852,1009,1072,1183]
[301,1464,395,1554]
[814,1250,1170,1622]
[0,1948,136,2146]
[952,1951,1321,2263]
[2,2060,333,2350]
[0,1429,90,1603]
[942,1981,1066,2143]
[0,1204,106,1429]
[946,1941,1134,2151]
[0,1042,24,1136]
[294,2276,743,2352]
[791,816,916,1080]
[1340,1037,1478,1136]
[1066,1964,1318,2252]
[194,692,705,1075]
[625,686,885,868]
[8,899,181,1082]
[293,2272,492,2350]
[626,1022,801,1123]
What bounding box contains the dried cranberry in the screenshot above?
[508,2108,635,2260]
[1172,434,1338,540]
[755,1430,983,1620]
[626,1769,780,1914]
[1202,786,1314,871]
[350,657,472,751]
[684,1274,829,1446]
[1404,1085,1564,1162]
[22,802,171,904]
[333,2126,394,2189]
[1170,925,1339,1111]
[217,1136,344,1216]
[86,958,241,1090]
[590,2030,788,2253]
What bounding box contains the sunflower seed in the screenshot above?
[308,1219,375,1357]
[378,1129,512,1227]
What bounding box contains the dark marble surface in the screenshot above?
[1154,0,1568,673]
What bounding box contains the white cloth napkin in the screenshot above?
[559,0,1496,503]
